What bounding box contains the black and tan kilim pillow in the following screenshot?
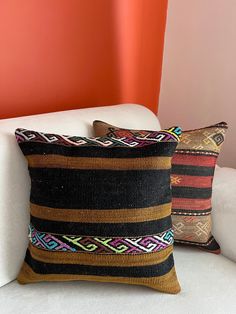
[15,127,181,294]
[93,120,228,254]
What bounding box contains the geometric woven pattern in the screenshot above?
[29,224,174,254]
[93,120,228,254]
[15,126,182,148]
[16,127,181,294]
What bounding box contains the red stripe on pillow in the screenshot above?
[172,154,217,167]
[171,175,213,188]
[172,198,211,211]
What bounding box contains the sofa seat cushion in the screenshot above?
[0,247,235,314]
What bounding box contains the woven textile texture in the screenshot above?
[15,127,181,294]
[93,120,228,253]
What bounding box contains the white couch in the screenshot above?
[0,104,235,314]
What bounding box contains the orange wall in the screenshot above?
[0,0,168,119]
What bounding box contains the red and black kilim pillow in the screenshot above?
[93,121,228,253]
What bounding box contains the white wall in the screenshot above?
[159,0,236,168]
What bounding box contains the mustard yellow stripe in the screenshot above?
[30,203,171,223]
[17,262,180,294]
[26,155,171,170]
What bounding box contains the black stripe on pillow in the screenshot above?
[171,165,215,176]
[30,215,172,237]
[19,141,177,158]
[175,149,219,156]
[25,249,174,278]
[172,208,212,215]
[172,187,212,199]
[29,168,171,209]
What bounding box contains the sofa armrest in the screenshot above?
[212,166,236,262]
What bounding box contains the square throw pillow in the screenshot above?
[15,127,181,294]
[93,120,228,254]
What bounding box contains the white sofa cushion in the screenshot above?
[0,104,161,288]
[0,247,235,314]
[212,166,236,262]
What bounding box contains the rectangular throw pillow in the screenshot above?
[15,127,182,294]
[93,120,228,254]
